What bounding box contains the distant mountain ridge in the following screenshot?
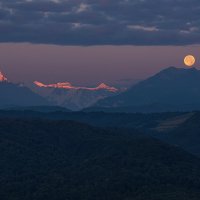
[2,67,200,112]
[33,81,120,110]
[0,71,49,107]
[90,67,200,112]
[34,81,118,92]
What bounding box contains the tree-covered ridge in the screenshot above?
[1,119,200,200]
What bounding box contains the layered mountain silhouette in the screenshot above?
[2,67,200,112]
[0,71,49,108]
[33,81,119,110]
[90,67,200,112]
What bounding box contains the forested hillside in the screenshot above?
[1,119,200,200]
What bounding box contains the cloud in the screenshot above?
[0,0,200,45]
[127,25,159,32]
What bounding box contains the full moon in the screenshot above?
[184,55,196,67]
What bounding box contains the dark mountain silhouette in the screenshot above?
[1,119,200,199]
[1,109,200,158]
[0,71,49,107]
[0,109,184,128]
[90,67,200,112]
[0,82,49,107]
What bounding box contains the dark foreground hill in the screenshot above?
[155,112,200,157]
[1,110,200,158]
[1,119,200,200]
[0,109,186,129]
[3,105,71,113]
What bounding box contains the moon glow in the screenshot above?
[184,55,196,67]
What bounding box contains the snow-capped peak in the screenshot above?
[0,71,8,82]
[97,83,109,89]
[34,81,118,92]
[96,83,118,92]
[34,81,73,89]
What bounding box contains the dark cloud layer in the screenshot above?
[0,0,199,45]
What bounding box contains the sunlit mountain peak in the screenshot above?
[34,81,73,89]
[97,83,109,88]
[96,83,118,92]
[34,81,118,92]
[0,71,8,82]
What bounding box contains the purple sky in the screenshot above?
[0,1,199,87]
[0,43,199,86]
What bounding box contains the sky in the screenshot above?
[0,0,199,86]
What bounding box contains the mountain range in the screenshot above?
[33,81,119,110]
[0,71,119,110]
[1,67,200,112]
[2,66,200,199]
[89,67,200,112]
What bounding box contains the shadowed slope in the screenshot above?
[1,119,200,199]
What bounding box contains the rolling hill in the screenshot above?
[1,119,200,199]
